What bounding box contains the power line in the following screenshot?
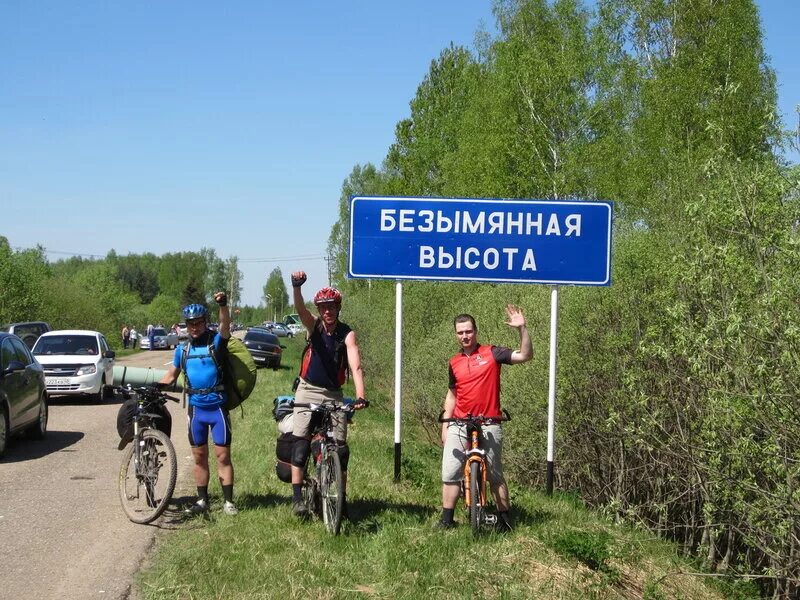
[13,246,106,259]
[12,245,325,263]
[238,254,326,263]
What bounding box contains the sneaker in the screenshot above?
[223,501,238,515]
[185,499,208,515]
[434,519,458,530]
[292,499,309,517]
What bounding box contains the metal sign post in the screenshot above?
[546,285,558,495]
[394,281,403,481]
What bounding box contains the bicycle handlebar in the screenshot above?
[113,384,180,403]
[291,399,369,413]
[438,409,511,424]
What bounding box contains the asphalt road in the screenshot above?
[0,348,194,600]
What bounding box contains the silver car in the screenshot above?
[140,327,179,350]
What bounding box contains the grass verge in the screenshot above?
[136,340,729,600]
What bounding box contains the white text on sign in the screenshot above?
[380,209,582,237]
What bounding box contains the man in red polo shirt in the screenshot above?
[438,305,532,531]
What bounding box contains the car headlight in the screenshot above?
[76,364,97,376]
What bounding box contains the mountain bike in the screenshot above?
[439,410,511,536]
[292,399,368,535]
[116,384,178,524]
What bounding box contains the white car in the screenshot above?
[32,330,115,402]
[286,323,305,337]
[139,327,180,350]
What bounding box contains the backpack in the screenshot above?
[181,334,257,411]
[298,320,352,387]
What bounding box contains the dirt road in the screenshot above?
[0,349,193,600]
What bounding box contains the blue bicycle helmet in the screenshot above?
[182,303,208,320]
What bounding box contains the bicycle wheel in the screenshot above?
[320,447,344,535]
[118,429,177,524]
[469,460,482,536]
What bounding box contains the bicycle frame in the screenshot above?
[463,426,488,509]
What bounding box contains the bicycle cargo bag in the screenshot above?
[116,397,172,439]
[273,395,294,421]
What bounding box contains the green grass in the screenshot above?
[136,340,725,599]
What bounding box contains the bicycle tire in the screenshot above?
[303,475,321,517]
[320,448,344,535]
[469,460,482,536]
[118,429,177,524]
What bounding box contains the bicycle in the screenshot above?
[439,410,511,536]
[292,399,368,535]
[116,384,178,524]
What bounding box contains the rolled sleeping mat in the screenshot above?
[112,365,185,392]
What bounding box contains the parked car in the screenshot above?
[139,327,179,350]
[177,323,189,340]
[242,329,284,369]
[269,323,294,338]
[32,330,115,402]
[0,321,52,350]
[0,332,48,457]
[286,323,305,337]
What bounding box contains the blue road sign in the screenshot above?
[348,196,612,285]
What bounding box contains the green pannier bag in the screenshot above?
[180,335,257,411]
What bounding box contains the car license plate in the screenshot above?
[46,377,70,386]
[253,356,265,362]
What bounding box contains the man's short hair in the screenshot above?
[453,314,477,330]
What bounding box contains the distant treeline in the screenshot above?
[0,242,276,343]
[327,0,800,596]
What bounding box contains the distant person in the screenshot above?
[130,327,138,349]
[122,325,130,349]
[288,271,367,519]
[146,323,155,351]
[159,292,238,515]
[437,305,532,532]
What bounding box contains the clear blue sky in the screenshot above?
[1,1,797,308]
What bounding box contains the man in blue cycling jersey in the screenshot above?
[159,291,237,515]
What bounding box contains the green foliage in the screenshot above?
[2,244,258,351]
[552,529,613,572]
[0,237,49,325]
[325,0,799,594]
[261,267,289,321]
[328,163,388,291]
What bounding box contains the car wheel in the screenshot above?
[0,404,9,458]
[27,392,48,440]
[92,377,107,403]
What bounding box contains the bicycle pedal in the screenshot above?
[483,513,498,525]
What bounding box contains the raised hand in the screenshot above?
[504,304,526,328]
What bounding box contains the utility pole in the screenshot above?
[324,254,333,286]
[229,269,235,311]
